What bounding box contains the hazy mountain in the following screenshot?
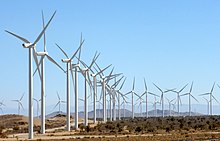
[45,109,203,119]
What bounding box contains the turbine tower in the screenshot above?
[56,40,84,131]
[5,11,56,139]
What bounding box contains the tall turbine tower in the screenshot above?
[5,11,56,139]
[56,40,84,131]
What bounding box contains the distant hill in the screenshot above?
[45,109,203,119]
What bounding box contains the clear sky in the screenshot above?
[1,1,220,115]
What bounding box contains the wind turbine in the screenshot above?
[77,52,100,126]
[33,11,65,134]
[166,98,175,116]
[203,97,210,115]
[125,77,139,119]
[5,11,56,139]
[53,92,66,114]
[152,83,171,117]
[56,39,84,131]
[33,98,40,118]
[12,93,25,115]
[95,63,122,122]
[170,84,188,116]
[140,78,158,118]
[152,96,160,117]
[0,100,6,114]
[181,82,199,116]
[200,83,218,116]
[90,64,112,123]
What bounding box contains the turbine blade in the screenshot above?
[77,33,83,64]
[70,39,85,60]
[119,77,126,90]
[57,91,60,100]
[144,78,147,91]
[199,93,210,96]
[211,82,215,93]
[212,95,219,104]
[55,43,69,58]
[132,77,135,91]
[41,10,46,52]
[190,81,194,93]
[33,56,44,77]
[33,11,56,45]
[179,83,188,93]
[46,54,65,72]
[53,102,60,111]
[96,64,112,76]
[20,102,25,110]
[33,48,42,80]
[191,94,199,103]
[5,30,30,43]
[153,83,163,93]
[148,92,159,97]
[20,93,25,101]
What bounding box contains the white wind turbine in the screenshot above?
[152,96,160,117]
[53,92,66,114]
[12,93,25,115]
[56,40,84,131]
[166,98,175,116]
[77,52,100,126]
[33,98,40,118]
[90,64,112,123]
[140,78,158,118]
[125,77,140,119]
[170,84,188,116]
[200,83,218,116]
[5,11,56,139]
[0,100,6,114]
[95,64,122,122]
[152,83,171,117]
[181,82,199,116]
[203,97,210,115]
[34,11,65,134]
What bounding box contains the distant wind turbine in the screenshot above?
[181,82,199,116]
[203,97,210,115]
[166,98,175,116]
[200,82,219,115]
[53,92,66,114]
[12,93,25,115]
[170,84,188,116]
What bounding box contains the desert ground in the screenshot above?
[1,114,220,140]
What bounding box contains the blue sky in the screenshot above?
[1,1,220,115]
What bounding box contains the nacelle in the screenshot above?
[62,58,71,63]
[22,43,33,48]
[36,52,48,56]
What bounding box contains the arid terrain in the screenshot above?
[1,114,220,140]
